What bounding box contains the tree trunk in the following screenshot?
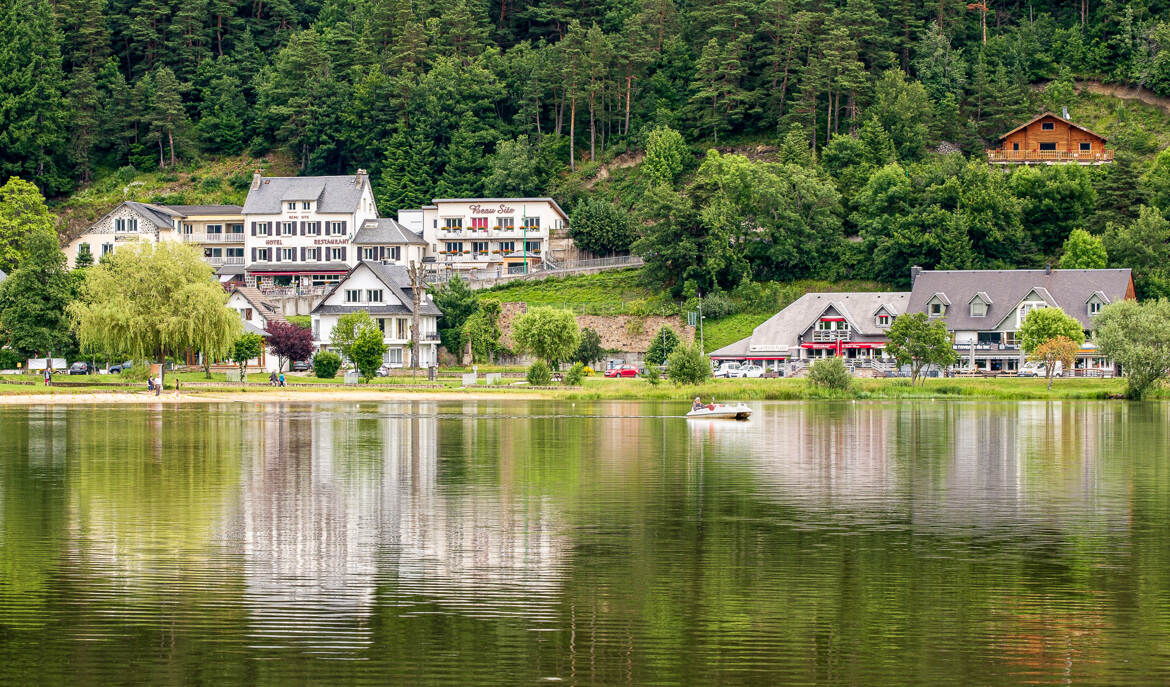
[217,15,224,56]
[408,260,424,370]
[624,74,632,135]
[569,95,576,171]
[589,92,596,162]
[168,129,176,168]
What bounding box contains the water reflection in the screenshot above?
[1,400,1169,686]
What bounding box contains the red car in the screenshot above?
[604,365,639,378]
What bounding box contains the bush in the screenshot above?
[645,325,680,365]
[0,348,19,369]
[666,344,712,385]
[286,315,311,329]
[809,357,852,390]
[564,361,585,385]
[114,165,138,183]
[313,350,342,379]
[643,364,661,385]
[200,176,223,191]
[228,172,252,191]
[686,290,737,319]
[527,360,553,386]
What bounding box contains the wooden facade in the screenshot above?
[986,113,1113,164]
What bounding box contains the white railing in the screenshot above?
[812,330,851,342]
[205,256,245,266]
[257,285,333,297]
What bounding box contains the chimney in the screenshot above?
[250,170,262,191]
[355,169,368,185]
[1045,263,1052,275]
[910,265,923,286]
[1061,106,1070,120]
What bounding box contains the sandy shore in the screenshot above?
[0,389,549,405]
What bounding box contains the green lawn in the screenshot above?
[478,268,668,315]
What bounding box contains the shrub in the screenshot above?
[626,318,644,336]
[200,176,224,191]
[686,290,737,318]
[666,344,712,385]
[527,360,553,386]
[645,325,680,365]
[0,348,19,369]
[114,165,138,183]
[643,364,661,385]
[809,357,852,390]
[564,361,586,385]
[313,350,342,379]
[228,172,252,191]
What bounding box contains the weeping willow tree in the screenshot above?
[68,242,240,390]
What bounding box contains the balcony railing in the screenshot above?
[204,256,245,266]
[953,343,1020,351]
[987,149,1115,164]
[812,330,851,342]
[184,233,246,243]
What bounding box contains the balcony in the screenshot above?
[424,332,441,342]
[986,149,1114,165]
[184,233,246,243]
[812,330,851,342]
[205,256,245,267]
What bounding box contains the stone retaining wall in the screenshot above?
[499,302,695,360]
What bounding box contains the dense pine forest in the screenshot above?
[9,0,1170,295]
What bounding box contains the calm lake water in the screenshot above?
[1,400,1169,685]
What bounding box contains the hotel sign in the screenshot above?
[468,204,517,215]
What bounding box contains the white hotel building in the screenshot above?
[397,198,568,274]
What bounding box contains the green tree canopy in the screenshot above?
[231,333,263,376]
[1019,307,1086,355]
[431,276,479,357]
[69,242,240,388]
[0,177,57,274]
[884,312,957,383]
[573,327,605,366]
[1059,229,1107,269]
[1094,299,1170,399]
[462,298,503,363]
[645,325,680,365]
[665,343,711,385]
[569,197,635,255]
[1104,205,1170,299]
[512,306,580,366]
[0,231,73,357]
[644,125,688,186]
[330,310,375,365]
[350,322,388,381]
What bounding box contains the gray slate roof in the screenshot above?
[243,175,366,214]
[352,218,426,245]
[710,291,911,357]
[907,269,1133,330]
[124,202,182,229]
[230,286,288,325]
[312,260,442,317]
[164,205,243,215]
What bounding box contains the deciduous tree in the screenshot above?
[0,232,73,358]
[884,312,956,383]
[1094,299,1170,399]
[1059,229,1107,269]
[1029,335,1079,390]
[266,320,313,372]
[512,306,579,367]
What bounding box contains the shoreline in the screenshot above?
[0,389,551,405]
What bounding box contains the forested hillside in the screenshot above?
[10,0,1170,298]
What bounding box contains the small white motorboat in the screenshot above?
[686,402,752,420]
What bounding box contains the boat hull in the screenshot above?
[686,404,752,420]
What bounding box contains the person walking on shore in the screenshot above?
[43,367,51,387]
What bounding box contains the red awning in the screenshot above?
[819,317,846,322]
[257,270,347,276]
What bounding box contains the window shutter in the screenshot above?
[251,222,256,236]
[300,221,306,236]
[340,247,347,262]
[251,247,256,262]
[340,221,347,235]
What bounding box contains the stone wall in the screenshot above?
[499,302,695,361]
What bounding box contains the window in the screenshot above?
[182,223,193,234]
[228,223,244,234]
[102,243,114,256]
[1041,121,1055,131]
[445,242,463,254]
[327,221,346,236]
[204,247,222,258]
[1039,142,1057,151]
[929,302,944,317]
[525,240,541,252]
[816,320,849,331]
[114,218,138,232]
[1004,331,1019,347]
[388,246,400,261]
[522,217,541,229]
[345,289,361,303]
[496,217,514,228]
[327,247,346,261]
[1080,142,1091,151]
[206,224,223,235]
[256,222,271,236]
[226,247,244,258]
[444,218,463,229]
[1089,300,1102,315]
[304,247,320,261]
[287,202,297,211]
[977,332,1001,345]
[281,221,298,236]
[366,289,383,303]
[362,247,377,260]
[472,241,489,253]
[302,201,311,210]
[1017,302,1046,326]
[243,308,253,321]
[384,348,403,365]
[498,241,515,253]
[470,217,488,229]
[397,318,407,339]
[255,248,270,262]
[970,300,987,317]
[876,314,891,327]
[1012,142,1020,151]
[305,222,321,236]
[281,248,297,261]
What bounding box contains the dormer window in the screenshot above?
[1089,300,1102,315]
[929,302,944,317]
[876,314,891,327]
[970,301,987,317]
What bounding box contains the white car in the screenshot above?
[713,362,742,378]
[728,364,765,378]
[1019,361,1063,377]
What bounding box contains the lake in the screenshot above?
[1,400,1169,685]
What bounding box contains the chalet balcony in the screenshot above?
[204,256,245,267]
[986,149,1114,165]
[812,330,851,342]
[184,233,246,243]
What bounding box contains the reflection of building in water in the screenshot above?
[725,403,1125,534]
[236,403,565,653]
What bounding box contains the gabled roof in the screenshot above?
[243,175,369,214]
[229,286,288,325]
[1086,290,1110,304]
[746,291,912,352]
[907,269,1133,330]
[969,291,991,304]
[352,218,427,245]
[872,303,900,317]
[928,292,951,306]
[311,261,442,317]
[106,201,181,230]
[995,112,1109,142]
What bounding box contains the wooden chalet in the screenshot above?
[986,112,1113,165]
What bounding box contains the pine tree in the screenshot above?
[147,67,189,168]
[377,127,435,212]
[689,37,750,143]
[0,0,69,193]
[436,125,486,197]
[55,0,108,183]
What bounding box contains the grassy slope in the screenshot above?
[52,153,298,240]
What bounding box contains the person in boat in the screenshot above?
[692,396,703,411]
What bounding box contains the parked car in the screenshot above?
[728,364,765,378]
[1019,361,1062,377]
[713,362,742,378]
[68,361,92,375]
[290,360,311,372]
[109,361,133,374]
[604,365,639,378]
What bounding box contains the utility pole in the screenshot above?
[697,292,705,354]
[407,259,425,374]
[522,204,528,275]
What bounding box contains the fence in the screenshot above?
[425,254,643,287]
